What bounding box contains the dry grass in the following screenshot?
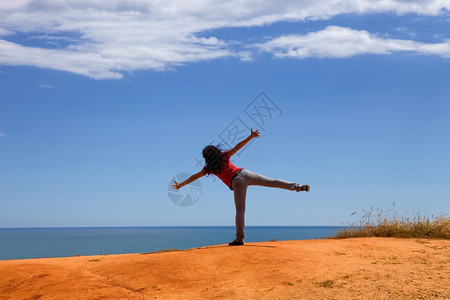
[331,206,449,240]
[315,280,334,288]
[87,258,102,262]
[156,248,179,253]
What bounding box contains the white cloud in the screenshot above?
[0,133,5,137]
[395,27,417,38]
[39,84,55,88]
[0,0,449,79]
[0,27,13,36]
[258,26,450,59]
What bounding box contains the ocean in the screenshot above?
[0,226,342,260]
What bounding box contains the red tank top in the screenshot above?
[202,151,243,190]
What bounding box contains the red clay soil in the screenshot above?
[0,238,449,299]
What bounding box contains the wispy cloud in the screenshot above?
[257,26,450,59]
[0,0,449,79]
[0,133,5,137]
[395,27,417,39]
[39,84,55,88]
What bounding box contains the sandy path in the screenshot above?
[0,238,449,299]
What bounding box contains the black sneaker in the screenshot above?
[228,239,244,246]
[295,184,311,192]
[301,185,310,192]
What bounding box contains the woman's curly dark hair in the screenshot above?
[202,144,228,175]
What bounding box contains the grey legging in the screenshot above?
[230,169,299,241]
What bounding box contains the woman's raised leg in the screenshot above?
[243,169,299,191]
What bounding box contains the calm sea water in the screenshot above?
[0,226,342,260]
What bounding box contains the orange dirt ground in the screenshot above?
[0,238,449,299]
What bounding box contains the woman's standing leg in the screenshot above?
[243,169,300,191]
[231,173,248,244]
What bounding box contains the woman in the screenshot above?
[172,128,310,246]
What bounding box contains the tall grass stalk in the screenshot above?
[331,206,449,240]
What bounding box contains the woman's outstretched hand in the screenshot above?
[172,180,182,190]
[251,128,260,138]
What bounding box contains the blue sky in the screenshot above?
[1,1,449,227]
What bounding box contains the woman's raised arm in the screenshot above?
[227,128,260,157]
[172,169,206,190]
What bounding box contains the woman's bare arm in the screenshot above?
[172,169,206,190]
[227,128,260,157]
